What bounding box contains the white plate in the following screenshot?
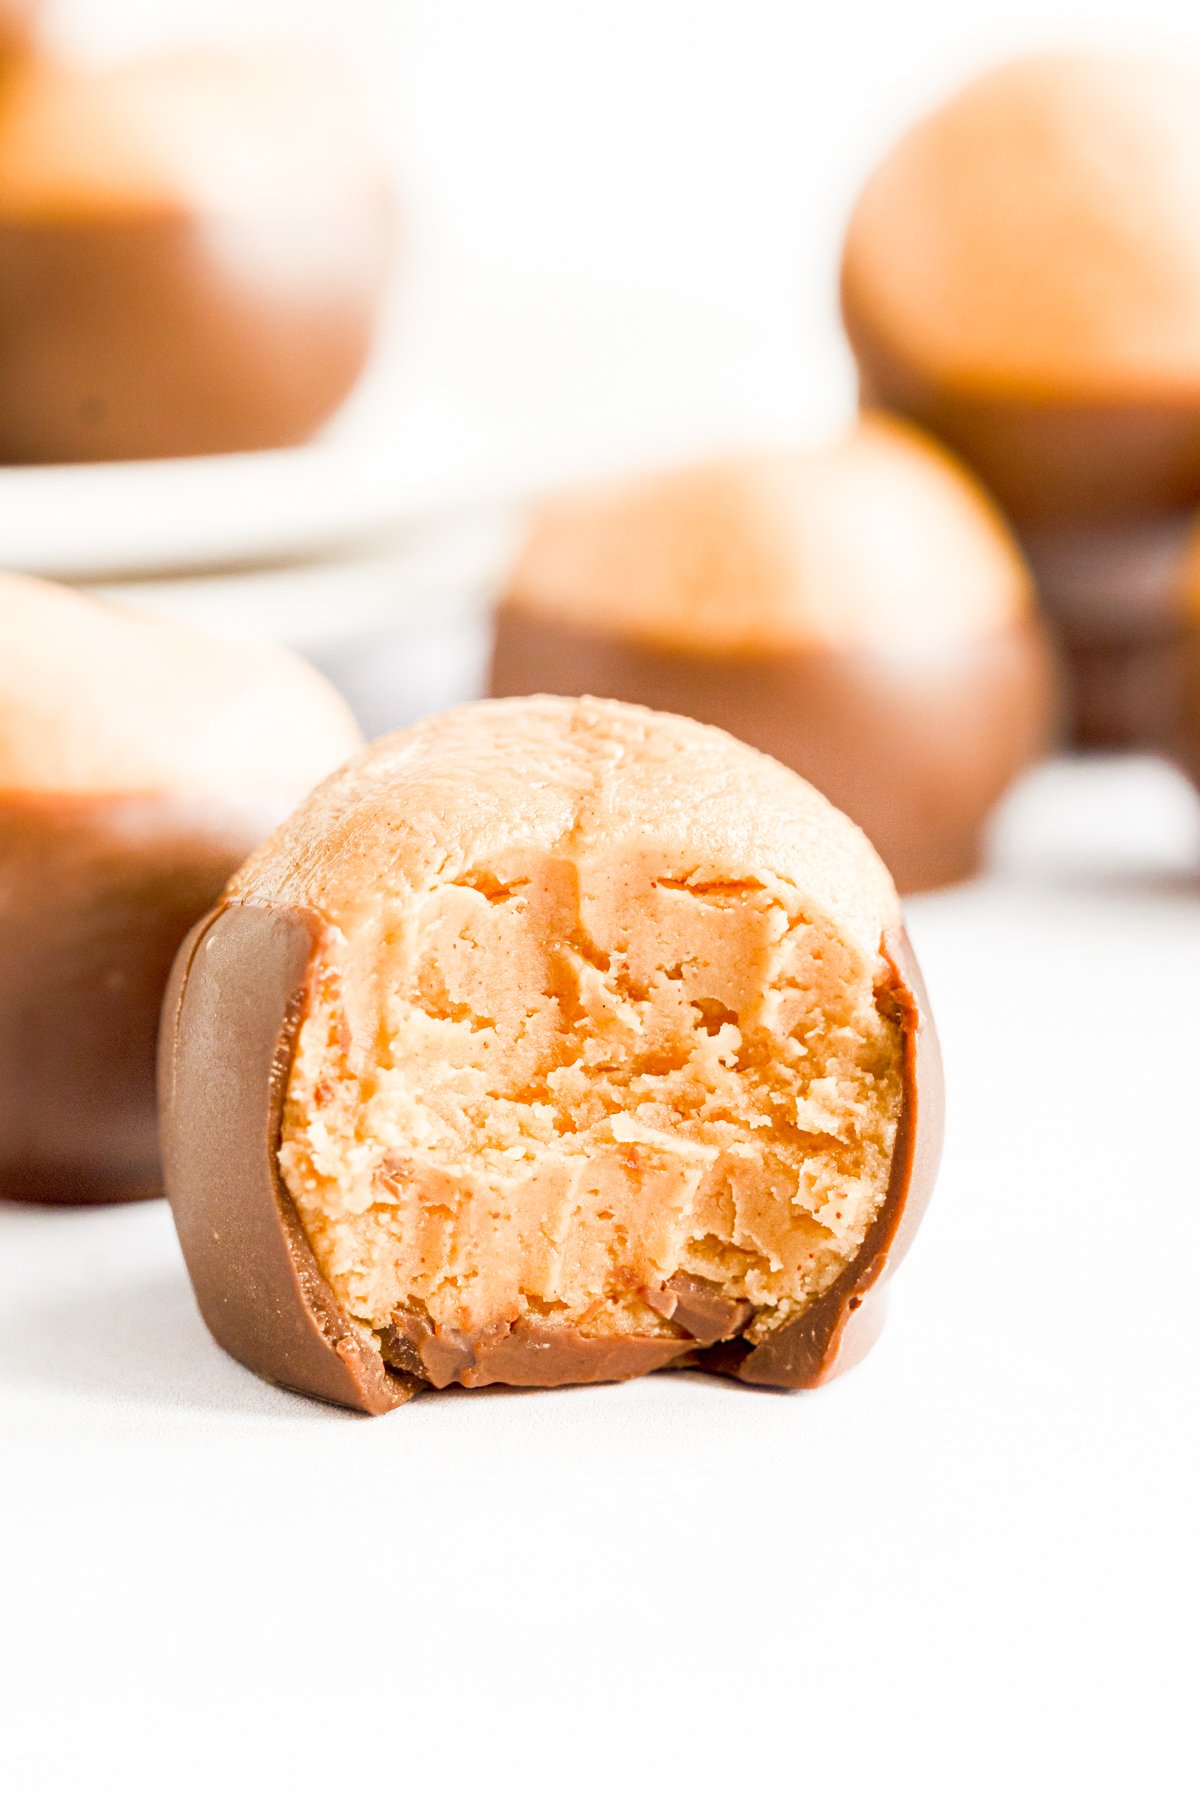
[0,409,752,585]
[0,419,522,582]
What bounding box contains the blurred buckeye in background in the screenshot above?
[842,55,1200,749]
[0,50,393,462]
[160,696,942,1411]
[0,576,362,1204]
[491,415,1056,892]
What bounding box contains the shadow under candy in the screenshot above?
[0,1203,340,1421]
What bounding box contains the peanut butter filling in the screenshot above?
[277,793,904,1366]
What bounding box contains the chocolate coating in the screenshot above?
[0,794,287,1204]
[841,56,1200,746]
[1175,646,1200,795]
[491,608,1053,894]
[844,314,1200,533]
[159,902,939,1413]
[644,1273,754,1343]
[380,1273,760,1389]
[1164,526,1200,792]
[160,902,415,1412]
[1017,520,1193,751]
[378,1311,691,1389]
[0,54,393,463]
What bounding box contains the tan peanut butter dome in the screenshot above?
[0,573,362,797]
[501,413,1035,654]
[0,52,386,222]
[842,55,1200,401]
[163,695,942,1405]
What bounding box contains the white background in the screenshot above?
[4,4,1200,1797]
[43,0,1200,475]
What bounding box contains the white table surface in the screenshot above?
[2,752,1197,1798]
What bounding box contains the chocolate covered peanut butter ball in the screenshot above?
[0,51,393,462]
[0,575,362,1203]
[161,696,942,1411]
[842,55,1200,746]
[491,417,1056,892]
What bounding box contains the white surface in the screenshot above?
[2,757,1198,1797]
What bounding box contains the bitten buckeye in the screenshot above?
[491,417,1056,892]
[0,575,362,1204]
[842,55,1200,747]
[160,696,942,1412]
[0,51,393,462]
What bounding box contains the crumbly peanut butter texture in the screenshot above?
[233,698,906,1372]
